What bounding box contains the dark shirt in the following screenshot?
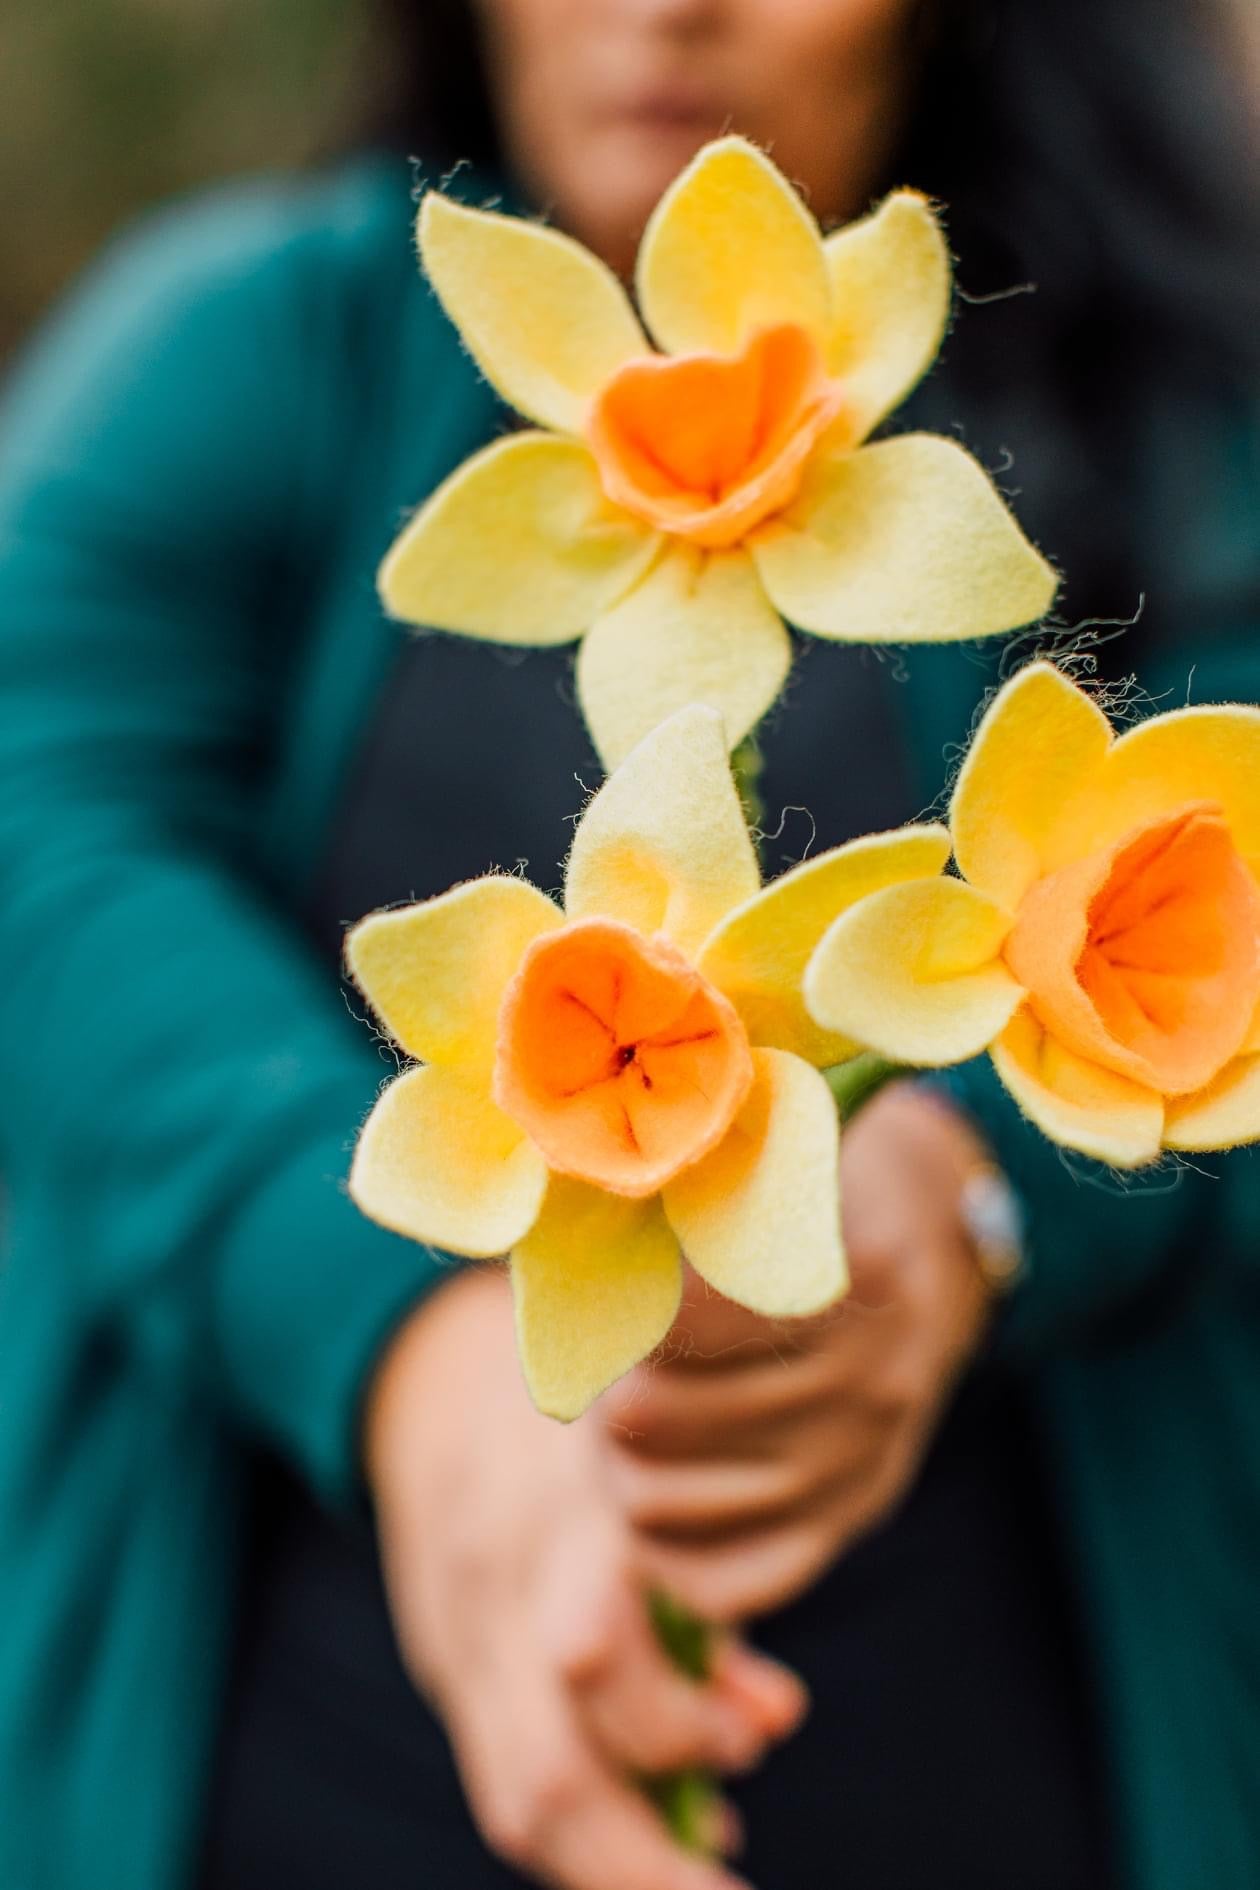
[200,634,1113,1890]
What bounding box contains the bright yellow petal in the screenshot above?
[824,190,951,440]
[664,1049,845,1316]
[419,193,647,433]
[346,876,563,1071]
[1090,705,1260,875]
[576,546,791,770]
[565,705,761,958]
[1164,1054,1260,1152]
[1245,996,1260,1056]
[698,825,952,1064]
[636,136,831,356]
[750,434,1057,645]
[379,434,658,645]
[805,876,1020,1065]
[511,1177,682,1419]
[992,1007,1164,1167]
[350,1065,549,1255]
[951,661,1114,909]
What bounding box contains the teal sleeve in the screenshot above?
[946,618,1260,1355]
[0,192,451,1508]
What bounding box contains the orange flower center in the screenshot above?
[1004,803,1260,1096]
[585,323,846,550]
[493,917,753,1198]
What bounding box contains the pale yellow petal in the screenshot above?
[576,546,791,770]
[565,705,761,958]
[951,661,1114,909]
[750,434,1057,645]
[992,1007,1165,1168]
[805,876,1021,1065]
[379,434,658,645]
[1087,705,1260,874]
[824,190,951,440]
[346,876,563,1070]
[698,825,952,1064]
[511,1177,682,1419]
[664,1048,845,1316]
[419,192,647,433]
[636,136,831,356]
[1164,1055,1260,1152]
[351,1065,549,1256]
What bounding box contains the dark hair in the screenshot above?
[355,0,1259,642]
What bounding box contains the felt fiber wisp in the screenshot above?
[805,661,1260,1167]
[346,705,951,1418]
[378,136,1058,769]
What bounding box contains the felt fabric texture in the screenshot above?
[7,162,1260,1890]
[350,1064,548,1255]
[952,660,1114,908]
[663,1048,846,1316]
[349,705,851,1417]
[345,875,562,1071]
[576,546,791,769]
[492,917,754,1198]
[418,193,645,433]
[1004,806,1260,1096]
[564,701,761,957]
[698,824,952,1065]
[806,661,1260,1166]
[749,434,1057,644]
[378,433,655,644]
[806,875,1022,1065]
[823,189,952,439]
[511,1179,683,1421]
[381,135,1056,766]
[635,136,832,356]
[586,322,844,547]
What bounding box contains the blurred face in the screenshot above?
[475,0,922,273]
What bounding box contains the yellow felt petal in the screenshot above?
[805,876,1021,1065]
[1244,996,1260,1056]
[664,1048,845,1316]
[511,1177,682,1420]
[824,190,951,440]
[346,876,563,1070]
[952,662,1114,909]
[1164,1055,1260,1152]
[419,193,647,433]
[565,705,761,959]
[576,546,791,770]
[698,825,952,1064]
[1090,705,1260,872]
[636,136,831,356]
[379,434,658,645]
[750,434,1057,645]
[351,1065,549,1256]
[992,1008,1165,1168]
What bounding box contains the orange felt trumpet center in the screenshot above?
[1004,803,1260,1096]
[493,917,754,1198]
[585,323,845,550]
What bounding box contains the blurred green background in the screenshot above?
[2,0,361,359]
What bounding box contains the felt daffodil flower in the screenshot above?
[347,705,950,1417]
[379,136,1057,768]
[805,662,1260,1167]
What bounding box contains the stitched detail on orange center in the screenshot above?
[493,917,754,1197]
[1004,802,1260,1095]
[585,323,848,550]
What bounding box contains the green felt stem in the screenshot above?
[824,1049,912,1121]
[646,1053,911,1850]
[730,733,766,840]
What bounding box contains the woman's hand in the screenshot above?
[598,1083,995,1623]
[364,1267,806,1890]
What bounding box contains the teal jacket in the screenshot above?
[1,158,1258,1890]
